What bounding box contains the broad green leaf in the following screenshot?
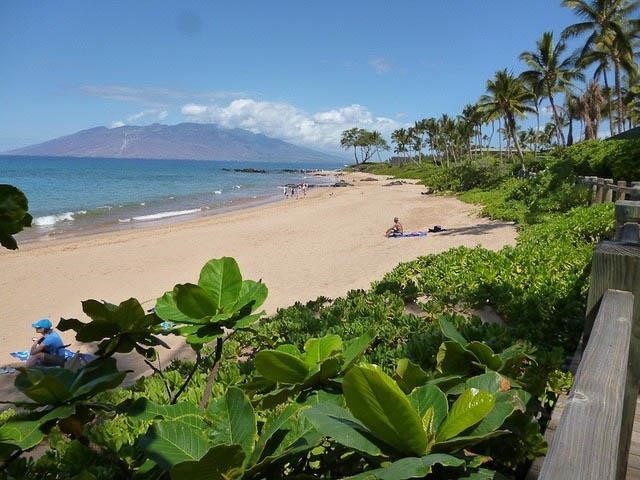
[0,184,32,250]
[128,400,207,429]
[233,312,264,329]
[0,420,44,450]
[141,419,209,469]
[198,257,243,311]
[466,390,527,437]
[155,291,193,323]
[69,366,126,400]
[303,403,383,457]
[170,444,245,480]
[341,330,376,374]
[251,410,321,472]
[111,297,147,330]
[408,385,448,432]
[465,372,504,394]
[174,284,217,319]
[81,299,114,322]
[467,342,502,371]
[394,358,430,393]
[346,453,465,480]
[343,364,427,456]
[436,388,495,442]
[432,430,507,453]
[438,316,468,345]
[14,367,75,404]
[275,344,301,357]
[436,341,476,376]
[318,357,342,381]
[254,385,300,410]
[303,335,343,366]
[255,350,309,384]
[234,280,268,313]
[250,402,300,465]
[426,375,464,394]
[207,387,257,460]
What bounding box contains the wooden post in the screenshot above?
[630,185,640,201]
[604,179,614,203]
[595,178,605,204]
[585,200,640,389]
[614,201,640,243]
[539,290,635,480]
[617,181,628,201]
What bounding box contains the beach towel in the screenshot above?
[389,231,428,237]
[10,349,95,363]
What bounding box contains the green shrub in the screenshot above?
[559,139,640,180]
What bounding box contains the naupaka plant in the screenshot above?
[304,364,527,479]
[246,331,375,408]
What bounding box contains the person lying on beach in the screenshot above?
[385,217,404,237]
[26,318,66,367]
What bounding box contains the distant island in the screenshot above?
[1,122,344,164]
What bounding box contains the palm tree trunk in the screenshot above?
[604,70,614,138]
[614,58,624,134]
[547,86,566,146]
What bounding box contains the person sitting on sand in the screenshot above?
[385,217,404,237]
[26,318,66,367]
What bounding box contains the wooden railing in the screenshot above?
[538,199,640,479]
[579,176,640,203]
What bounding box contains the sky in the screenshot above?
[0,1,583,155]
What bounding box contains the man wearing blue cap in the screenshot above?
[26,318,66,367]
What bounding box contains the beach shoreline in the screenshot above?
[0,171,518,371]
[13,168,338,245]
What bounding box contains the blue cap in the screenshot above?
[32,318,52,329]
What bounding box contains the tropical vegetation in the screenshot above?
[2,1,638,478]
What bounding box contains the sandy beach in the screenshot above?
[0,171,517,373]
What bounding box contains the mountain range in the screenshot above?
[2,123,344,164]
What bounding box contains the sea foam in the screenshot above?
[33,210,86,227]
[130,208,202,222]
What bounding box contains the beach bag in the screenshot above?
[429,225,444,233]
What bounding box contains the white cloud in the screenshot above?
[110,109,170,128]
[181,104,209,116]
[181,98,400,151]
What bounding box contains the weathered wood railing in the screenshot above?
[538,199,640,479]
[579,176,640,203]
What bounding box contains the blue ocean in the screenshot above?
[0,156,340,242]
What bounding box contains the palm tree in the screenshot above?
[564,92,582,144]
[519,31,584,146]
[579,36,616,136]
[407,125,425,164]
[459,104,483,158]
[479,70,535,168]
[581,81,606,139]
[340,128,360,164]
[562,0,640,133]
[391,128,411,159]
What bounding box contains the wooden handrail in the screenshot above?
[578,176,640,203]
[538,289,635,479]
[535,199,640,479]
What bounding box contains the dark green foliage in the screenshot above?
[0,184,32,250]
[558,139,640,180]
[58,298,169,360]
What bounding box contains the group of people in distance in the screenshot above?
[284,182,308,200]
